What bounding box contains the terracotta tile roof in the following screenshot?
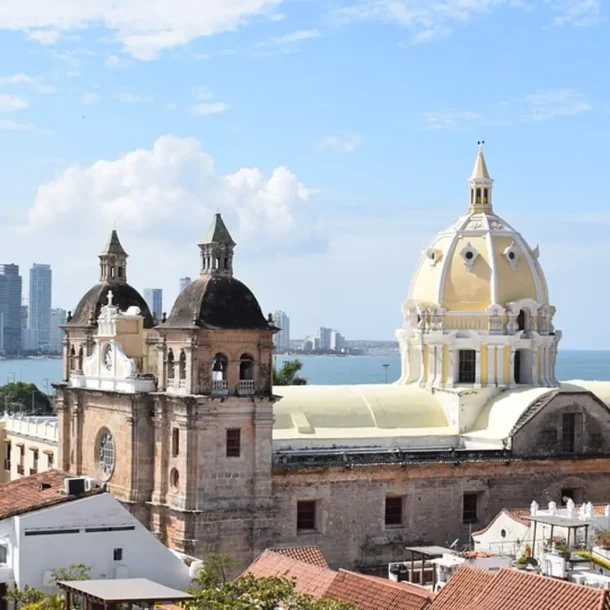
[0,470,102,520]
[245,550,336,598]
[431,565,610,610]
[324,570,432,610]
[269,546,329,568]
[430,565,496,610]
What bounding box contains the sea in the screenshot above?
[1,351,610,391]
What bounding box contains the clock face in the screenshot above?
[104,344,113,370]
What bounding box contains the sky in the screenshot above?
[0,0,608,348]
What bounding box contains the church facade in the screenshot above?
[55,147,610,572]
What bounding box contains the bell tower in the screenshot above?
[198,213,235,278]
[99,230,128,283]
[469,140,494,213]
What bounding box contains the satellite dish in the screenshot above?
[526,557,539,568]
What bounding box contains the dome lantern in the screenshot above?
[99,230,128,284]
[198,213,236,278]
[469,141,494,213]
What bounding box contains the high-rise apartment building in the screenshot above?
[50,308,67,354]
[273,310,290,352]
[29,264,52,352]
[179,277,191,292]
[330,330,345,352]
[0,264,23,355]
[143,289,163,320]
[316,326,333,351]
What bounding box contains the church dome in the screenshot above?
[164,275,270,330]
[66,230,154,329]
[409,147,549,312]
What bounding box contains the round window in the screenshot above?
[96,428,115,480]
[465,251,474,260]
[508,252,516,261]
[170,468,180,491]
[501,529,507,538]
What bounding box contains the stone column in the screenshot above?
[417,344,426,386]
[487,346,496,387]
[508,349,516,388]
[446,348,455,387]
[531,348,539,386]
[62,337,71,382]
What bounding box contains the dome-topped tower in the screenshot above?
[397,144,561,390]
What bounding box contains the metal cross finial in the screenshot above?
[107,290,114,306]
[477,140,485,152]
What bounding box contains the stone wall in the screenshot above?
[270,457,610,572]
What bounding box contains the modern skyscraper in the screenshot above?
[330,330,345,352]
[143,289,163,320]
[29,264,52,352]
[273,310,290,352]
[50,308,67,354]
[316,326,332,351]
[0,264,23,355]
[179,277,191,292]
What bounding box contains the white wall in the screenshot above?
[15,494,190,591]
[472,511,529,556]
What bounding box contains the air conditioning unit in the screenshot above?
[64,477,87,495]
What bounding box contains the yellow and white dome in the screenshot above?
[409,150,549,312]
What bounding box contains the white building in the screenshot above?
[29,264,52,352]
[330,330,345,352]
[316,327,332,351]
[273,311,290,352]
[0,471,192,593]
[50,308,66,354]
[1,414,58,482]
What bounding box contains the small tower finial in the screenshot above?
[468,143,494,212]
[477,140,485,153]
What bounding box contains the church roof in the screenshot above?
[100,229,128,256]
[67,282,155,328]
[163,274,271,330]
[200,213,235,246]
[470,151,491,180]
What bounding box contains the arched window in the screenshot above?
[70,345,76,370]
[470,189,474,204]
[239,354,254,380]
[117,266,123,278]
[514,349,522,384]
[212,354,228,380]
[78,346,84,371]
[475,188,481,203]
[483,188,488,203]
[517,309,526,331]
[167,349,175,379]
[215,257,220,270]
[179,350,187,380]
[224,257,229,270]
[110,266,115,278]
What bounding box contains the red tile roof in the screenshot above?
[245,550,336,598]
[246,551,433,609]
[0,470,102,520]
[431,565,610,610]
[269,546,329,568]
[430,565,496,610]
[325,570,432,610]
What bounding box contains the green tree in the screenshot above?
[273,360,307,386]
[187,554,353,610]
[5,564,92,610]
[0,382,53,415]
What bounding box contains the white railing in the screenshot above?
[212,379,228,393]
[238,379,255,395]
[2,413,58,443]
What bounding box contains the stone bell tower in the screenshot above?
[149,213,278,565]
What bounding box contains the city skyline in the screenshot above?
[0,3,607,347]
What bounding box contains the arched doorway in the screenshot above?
[514,349,533,384]
[517,309,526,331]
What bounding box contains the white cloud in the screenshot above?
[1,0,283,59]
[117,92,153,103]
[80,92,100,105]
[317,132,362,153]
[0,73,56,93]
[190,102,230,116]
[0,94,28,112]
[264,29,321,45]
[0,119,33,131]
[521,89,592,121]
[26,135,314,247]
[27,29,60,44]
[105,55,132,69]
[331,0,600,40]
[420,110,481,130]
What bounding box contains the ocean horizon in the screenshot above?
[1,350,610,391]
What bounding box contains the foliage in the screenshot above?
[524,544,532,557]
[5,564,92,610]
[596,530,610,549]
[187,554,354,610]
[514,555,528,566]
[0,382,53,415]
[273,360,307,386]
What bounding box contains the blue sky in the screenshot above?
[0,0,608,348]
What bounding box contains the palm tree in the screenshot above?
[273,359,307,386]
